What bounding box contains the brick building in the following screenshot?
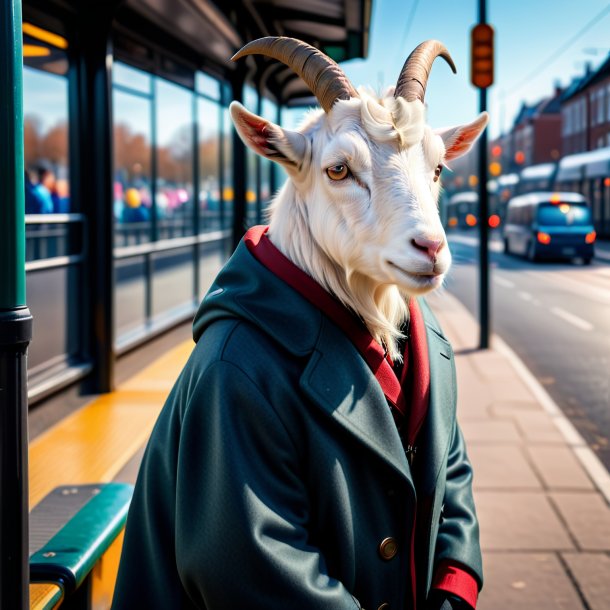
[561,55,610,155]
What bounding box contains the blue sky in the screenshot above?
[340,0,610,139]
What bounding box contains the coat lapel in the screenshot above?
[418,302,456,494]
[300,316,415,490]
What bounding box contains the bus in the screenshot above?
[444,192,479,229]
[503,192,596,263]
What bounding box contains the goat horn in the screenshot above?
[231,36,358,113]
[394,40,457,103]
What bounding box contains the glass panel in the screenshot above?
[156,79,194,239]
[112,61,152,94]
[27,266,76,373]
[114,256,146,342]
[113,89,153,246]
[246,148,258,227]
[243,85,258,110]
[198,97,221,231]
[198,239,230,299]
[114,256,147,338]
[152,247,195,317]
[222,107,233,231]
[23,41,70,214]
[243,87,258,227]
[196,72,221,101]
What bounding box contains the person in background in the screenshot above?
[121,187,150,223]
[31,164,56,214]
[24,170,53,214]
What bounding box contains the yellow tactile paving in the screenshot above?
[29,340,194,507]
[30,582,63,609]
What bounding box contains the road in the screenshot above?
[445,231,610,470]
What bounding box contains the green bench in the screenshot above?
[29,482,133,609]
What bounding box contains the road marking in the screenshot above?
[493,276,515,288]
[550,307,593,331]
[519,291,533,301]
[525,270,610,307]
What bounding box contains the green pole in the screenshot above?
[0,0,25,308]
[0,1,32,608]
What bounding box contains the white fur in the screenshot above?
[232,87,487,360]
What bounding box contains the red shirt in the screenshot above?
[245,226,478,609]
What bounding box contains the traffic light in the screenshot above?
[471,24,494,88]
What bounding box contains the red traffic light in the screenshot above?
[471,24,494,89]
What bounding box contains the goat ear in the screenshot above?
[230,102,308,170]
[437,112,489,163]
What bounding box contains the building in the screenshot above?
[509,87,562,171]
[561,55,610,155]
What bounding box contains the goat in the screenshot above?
[112,38,489,610]
[230,37,488,360]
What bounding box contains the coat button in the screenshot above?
[378,537,398,560]
[377,604,390,610]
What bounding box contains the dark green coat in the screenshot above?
[112,238,482,610]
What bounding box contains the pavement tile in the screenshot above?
[475,492,574,551]
[489,380,538,403]
[469,446,542,490]
[561,552,610,610]
[491,400,544,415]
[469,350,519,381]
[477,553,585,610]
[460,420,523,444]
[527,446,595,490]
[509,411,566,444]
[550,493,610,550]
[454,358,496,420]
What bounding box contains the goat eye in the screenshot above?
[433,164,443,183]
[326,164,349,181]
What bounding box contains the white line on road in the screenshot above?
[525,270,610,307]
[519,291,533,301]
[493,276,515,288]
[550,307,594,331]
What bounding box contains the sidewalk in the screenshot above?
[427,290,610,610]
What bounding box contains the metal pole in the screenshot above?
[76,3,116,392]
[0,1,32,608]
[231,69,246,251]
[478,0,490,349]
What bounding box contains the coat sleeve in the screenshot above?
[432,421,483,593]
[175,360,361,610]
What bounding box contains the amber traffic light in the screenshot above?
[471,24,494,88]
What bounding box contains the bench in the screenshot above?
[29,483,133,610]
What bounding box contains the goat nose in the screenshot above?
[411,236,445,260]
